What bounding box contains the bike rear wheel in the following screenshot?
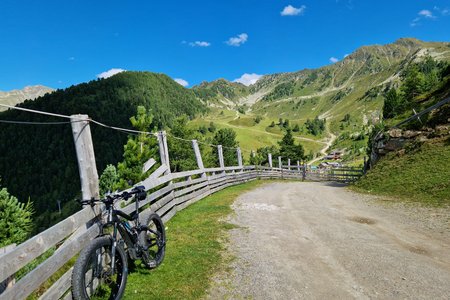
[139,212,166,269]
[72,236,128,300]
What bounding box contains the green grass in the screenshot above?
[352,138,450,206]
[123,180,267,299]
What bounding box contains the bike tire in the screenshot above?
[72,236,128,300]
[139,212,166,269]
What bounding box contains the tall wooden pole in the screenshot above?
[268,153,272,168]
[218,145,225,169]
[192,140,206,178]
[70,115,99,200]
[157,131,171,175]
[236,147,243,168]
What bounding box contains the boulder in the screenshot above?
[403,130,420,138]
[388,128,402,138]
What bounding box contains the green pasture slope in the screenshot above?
[353,138,450,206]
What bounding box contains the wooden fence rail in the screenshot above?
[0,114,363,300]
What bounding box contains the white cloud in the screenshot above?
[329,57,339,63]
[189,41,211,47]
[233,73,263,86]
[96,68,126,79]
[418,9,434,18]
[411,8,439,26]
[226,33,248,47]
[281,5,306,16]
[174,78,189,87]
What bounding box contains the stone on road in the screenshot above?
[207,182,450,299]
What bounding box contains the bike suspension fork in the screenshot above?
[110,208,117,274]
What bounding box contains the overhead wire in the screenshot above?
[0,119,76,125]
[0,102,255,154]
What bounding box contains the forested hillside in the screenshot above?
[0,71,206,231]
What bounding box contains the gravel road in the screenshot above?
[207,182,450,299]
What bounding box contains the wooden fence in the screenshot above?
[0,115,362,300]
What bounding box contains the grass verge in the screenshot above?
[123,179,266,299]
[351,138,450,206]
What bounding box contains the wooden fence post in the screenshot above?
[192,140,206,178]
[0,244,16,293]
[288,158,291,170]
[70,115,99,200]
[236,147,243,168]
[217,145,225,170]
[268,153,272,168]
[157,131,171,175]
[302,162,307,181]
[297,160,300,173]
[278,156,283,179]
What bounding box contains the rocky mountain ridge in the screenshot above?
[0,85,54,111]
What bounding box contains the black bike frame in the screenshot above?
[102,199,142,272]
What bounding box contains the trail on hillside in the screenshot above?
[207,182,450,299]
[215,119,326,145]
[308,131,336,164]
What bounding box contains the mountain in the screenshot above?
[0,71,206,231]
[192,79,250,108]
[0,85,54,111]
[191,38,450,160]
[195,38,450,115]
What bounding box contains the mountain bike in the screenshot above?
[71,186,166,300]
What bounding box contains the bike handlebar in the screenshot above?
[77,185,146,206]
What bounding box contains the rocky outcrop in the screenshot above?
[370,125,450,167]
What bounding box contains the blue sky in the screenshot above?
[1,0,449,90]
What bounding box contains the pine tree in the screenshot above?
[278,129,305,162]
[210,128,239,166]
[99,165,118,197]
[168,115,199,172]
[116,106,158,189]
[0,187,33,247]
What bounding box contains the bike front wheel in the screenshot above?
[72,236,128,300]
[139,212,166,269]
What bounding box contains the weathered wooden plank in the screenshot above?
[173,181,209,198]
[167,169,204,181]
[161,206,177,223]
[175,186,210,205]
[150,191,175,213]
[154,197,176,217]
[140,164,169,188]
[1,225,100,300]
[142,158,156,173]
[207,176,229,186]
[177,189,212,211]
[39,267,73,300]
[122,183,175,215]
[0,206,97,283]
[172,176,206,189]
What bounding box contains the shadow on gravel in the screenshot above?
[322,182,348,188]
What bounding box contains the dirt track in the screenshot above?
[207,182,450,299]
